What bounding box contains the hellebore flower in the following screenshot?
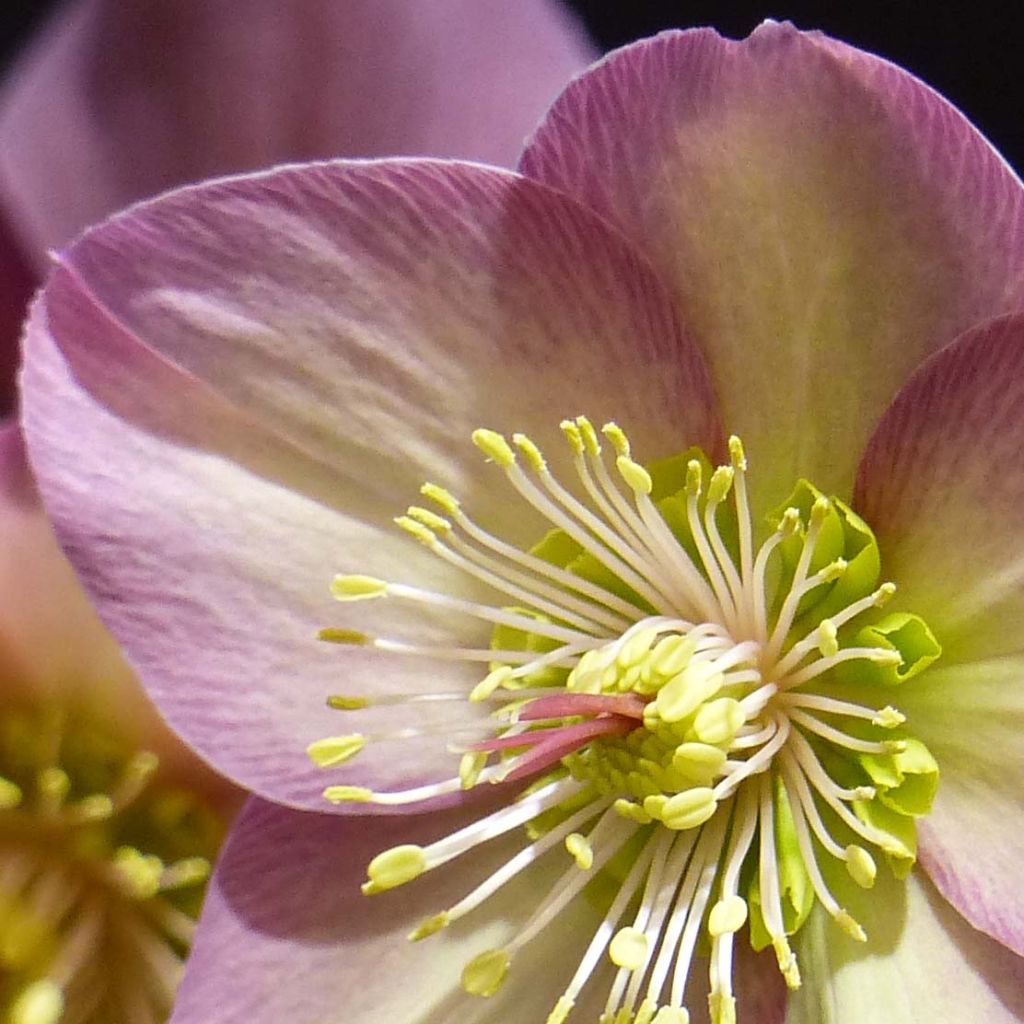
[17,21,1024,1024]
[0,0,595,408]
[0,423,241,1023]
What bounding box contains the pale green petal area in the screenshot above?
[896,657,1024,957]
[787,869,1024,1024]
[522,25,1024,511]
[853,313,1024,951]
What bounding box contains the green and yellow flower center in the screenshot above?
[316,418,940,1024]
[0,706,224,1024]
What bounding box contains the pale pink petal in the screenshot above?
[521,24,1024,509]
[787,869,1024,1022]
[0,0,594,267]
[855,312,1024,954]
[176,797,784,1024]
[173,796,607,1024]
[21,160,721,810]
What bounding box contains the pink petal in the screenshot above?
[855,311,1024,955]
[21,160,721,811]
[520,24,1024,510]
[173,796,607,1023]
[176,797,784,1024]
[0,0,595,268]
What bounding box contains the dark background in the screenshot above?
[0,1,1020,171]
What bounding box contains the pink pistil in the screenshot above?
[516,692,649,722]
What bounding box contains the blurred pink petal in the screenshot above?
[0,0,594,270]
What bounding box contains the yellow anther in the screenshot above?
[405,506,452,533]
[709,992,737,1024]
[817,619,839,657]
[692,698,745,746]
[616,456,653,495]
[772,937,801,989]
[655,662,724,724]
[844,845,877,889]
[331,575,388,601]
[546,996,575,1024]
[652,1007,690,1024]
[872,706,906,729]
[113,846,165,899]
[322,785,373,804]
[37,766,70,801]
[820,558,848,582]
[409,911,450,941]
[613,798,653,824]
[420,482,460,514]
[8,979,64,1024]
[326,694,370,710]
[362,844,427,894]
[728,435,747,471]
[852,785,877,800]
[318,628,370,645]
[874,582,897,606]
[707,894,748,936]
[565,832,594,869]
[779,507,801,536]
[472,428,516,467]
[649,635,696,677]
[471,666,513,702]
[160,856,212,889]
[560,420,584,455]
[609,926,649,970]
[461,948,510,997]
[882,739,909,754]
[685,459,702,496]
[459,752,488,790]
[513,433,548,473]
[601,422,631,456]
[575,416,601,455]
[71,794,114,822]
[394,516,437,546]
[659,788,717,831]
[617,626,659,669]
[0,777,23,809]
[306,734,366,768]
[706,465,734,505]
[671,743,727,780]
[809,495,831,527]
[833,908,867,942]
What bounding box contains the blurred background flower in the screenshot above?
[0,0,596,411]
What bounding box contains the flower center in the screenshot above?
[0,706,223,1024]
[316,418,941,1024]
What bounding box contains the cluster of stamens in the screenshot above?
[0,707,222,1024]
[315,418,940,1024]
